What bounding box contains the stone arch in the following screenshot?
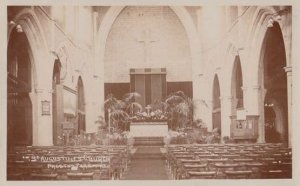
[8,8,53,146]
[74,47,94,101]
[231,55,244,112]
[7,26,34,147]
[74,56,93,106]
[245,6,279,86]
[260,22,288,143]
[54,40,76,84]
[245,7,289,143]
[95,6,200,76]
[75,68,96,133]
[52,59,62,145]
[8,14,41,88]
[54,39,92,95]
[241,7,288,113]
[212,43,248,139]
[8,8,52,88]
[246,7,277,40]
[8,8,49,54]
[222,43,244,98]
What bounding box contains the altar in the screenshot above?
[130,121,168,137]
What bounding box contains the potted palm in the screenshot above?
[122,92,143,123]
[104,94,129,132]
[165,91,193,130]
[193,119,208,132]
[150,100,168,121]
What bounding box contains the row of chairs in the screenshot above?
[7,145,131,180]
[166,143,292,179]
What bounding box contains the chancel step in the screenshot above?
[131,146,166,160]
[133,137,164,146]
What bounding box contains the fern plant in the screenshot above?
[165,91,194,130]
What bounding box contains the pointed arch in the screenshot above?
[7,8,53,146]
[52,59,63,145]
[231,55,244,113]
[243,7,291,144]
[94,6,200,76]
[261,22,288,143]
[7,26,34,147]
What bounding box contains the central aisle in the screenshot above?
[122,146,170,180]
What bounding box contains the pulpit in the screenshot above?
[230,115,259,141]
[61,121,75,145]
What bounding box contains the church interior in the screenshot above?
[6,5,294,180]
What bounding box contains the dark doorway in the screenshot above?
[264,100,280,142]
[231,56,244,111]
[262,22,288,142]
[52,60,63,145]
[212,74,221,134]
[77,77,86,133]
[7,26,33,147]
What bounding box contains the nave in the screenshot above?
[6,5,294,181]
[7,142,291,180]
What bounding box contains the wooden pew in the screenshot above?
[215,163,239,178]
[188,171,217,179]
[224,170,253,179]
[66,172,94,180]
[7,145,130,180]
[31,173,58,180]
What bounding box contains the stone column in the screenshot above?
[206,99,213,132]
[220,96,233,140]
[284,66,292,147]
[244,85,264,143]
[85,100,100,133]
[79,70,102,134]
[237,6,248,46]
[32,88,53,146]
[192,74,204,121]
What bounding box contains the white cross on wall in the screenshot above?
[137,29,158,63]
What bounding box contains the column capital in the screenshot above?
[284,66,292,74]
[85,101,98,106]
[197,73,204,78]
[243,85,262,90]
[241,86,247,91]
[252,85,261,90]
[192,99,202,103]
[207,99,213,104]
[219,96,233,101]
[35,88,53,94]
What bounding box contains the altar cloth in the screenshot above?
[130,122,168,137]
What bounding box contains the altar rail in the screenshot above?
[131,121,167,125]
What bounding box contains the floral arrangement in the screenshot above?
[56,129,131,146]
[130,109,168,122]
[164,130,188,145]
[108,131,128,145]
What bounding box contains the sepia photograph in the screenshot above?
[1,0,300,185]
